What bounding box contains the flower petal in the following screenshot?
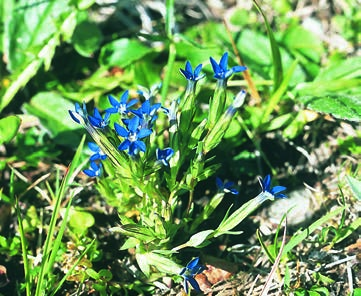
[108,95,119,107]
[114,123,129,137]
[137,128,152,139]
[219,52,229,70]
[118,140,130,151]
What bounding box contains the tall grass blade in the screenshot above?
[253,0,283,91]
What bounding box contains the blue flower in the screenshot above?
[210,52,247,81]
[83,161,102,177]
[258,175,287,199]
[179,257,206,294]
[106,90,138,115]
[131,100,161,129]
[88,142,107,161]
[114,116,152,156]
[88,108,111,128]
[156,148,174,166]
[69,102,88,124]
[216,177,239,195]
[180,61,205,81]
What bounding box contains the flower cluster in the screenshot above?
[69,89,168,177]
[67,51,289,295]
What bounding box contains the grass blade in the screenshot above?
[253,0,283,91]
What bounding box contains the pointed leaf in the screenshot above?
[346,175,361,201]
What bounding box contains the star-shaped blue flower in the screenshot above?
[258,175,287,199]
[210,52,247,81]
[216,177,239,195]
[114,116,152,156]
[88,142,107,161]
[106,90,138,115]
[180,61,205,82]
[83,161,102,177]
[179,257,206,294]
[88,108,111,128]
[156,148,174,166]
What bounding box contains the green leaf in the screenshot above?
[183,230,214,248]
[346,175,361,201]
[0,1,78,111]
[0,115,21,145]
[315,56,361,81]
[5,0,72,72]
[99,38,153,68]
[143,252,182,275]
[110,224,156,243]
[98,269,112,281]
[282,26,324,63]
[72,20,103,57]
[298,95,361,122]
[86,268,100,280]
[23,92,81,145]
[69,209,95,234]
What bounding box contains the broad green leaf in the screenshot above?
[236,29,306,86]
[346,175,361,201]
[99,38,153,68]
[69,209,95,234]
[135,253,150,277]
[1,0,78,111]
[72,20,103,57]
[86,269,100,280]
[144,252,182,275]
[298,95,361,122]
[295,79,361,96]
[282,26,324,63]
[5,0,72,72]
[0,115,21,145]
[315,56,361,81]
[23,92,82,145]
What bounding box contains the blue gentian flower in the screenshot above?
[258,175,287,199]
[131,100,161,129]
[114,116,152,156]
[69,102,88,124]
[156,148,174,166]
[83,161,102,177]
[179,257,206,294]
[106,90,138,115]
[210,52,247,81]
[180,61,205,82]
[88,142,107,161]
[216,177,239,195]
[88,108,111,128]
